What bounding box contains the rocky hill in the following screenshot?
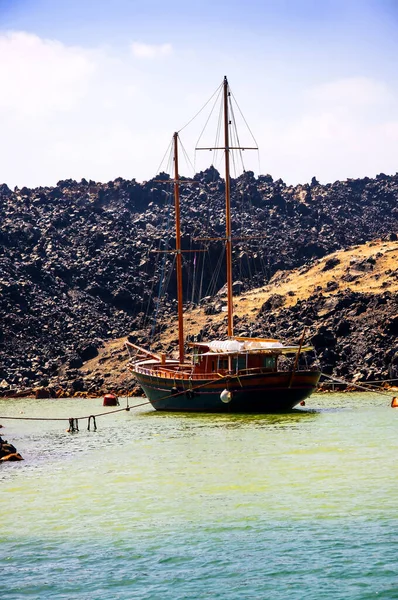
[1,170,398,396]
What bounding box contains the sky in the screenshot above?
[1,0,398,187]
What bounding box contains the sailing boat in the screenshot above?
[126,77,321,412]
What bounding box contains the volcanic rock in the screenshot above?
[1,170,398,392]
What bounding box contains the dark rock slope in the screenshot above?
[234,289,398,384]
[1,169,398,392]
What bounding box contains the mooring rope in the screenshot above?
[320,372,393,398]
[0,401,137,432]
[0,373,237,430]
[1,372,396,432]
[0,404,132,422]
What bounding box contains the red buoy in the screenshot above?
[103,393,119,406]
[391,397,398,408]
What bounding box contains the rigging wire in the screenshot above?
[142,136,175,332]
[205,244,225,298]
[150,190,173,341]
[163,253,177,302]
[155,137,173,178]
[179,138,196,177]
[229,96,245,174]
[229,108,238,178]
[212,93,224,173]
[194,85,223,172]
[198,245,207,305]
[191,251,197,305]
[143,78,273,346]
[143,226,165,328]
[141,135,181,338]
[230,87,262,176]
[229,88,260,151]
[142,244,158,325]
[179,81,223,134]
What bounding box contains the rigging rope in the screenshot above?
[228,97,244,175]
[150,191,173,341]
[205,245,225,298]
[178,81,223,134]
[179,138,196,177]
[230,88,260,162]
[155,138,173,180]
[194,85,223,171]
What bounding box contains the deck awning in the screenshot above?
[190,339,314,355]
[198,347,314,356]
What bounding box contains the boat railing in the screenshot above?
[134,365,227,380]
[134,363,319,379]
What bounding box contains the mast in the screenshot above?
[195,76,258,336]
[173,132,185,363]
[223,76,234,337]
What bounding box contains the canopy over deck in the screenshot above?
[188,338,314,355]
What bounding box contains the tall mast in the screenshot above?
[195,76,257,335]
[223,76,234,337]
[173,132,185,363]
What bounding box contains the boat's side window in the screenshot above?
[219,358,228,370]
[263,356,276,370]
[233,356,246,371]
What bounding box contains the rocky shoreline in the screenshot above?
[0,431,23,461]
[1,169,398,394]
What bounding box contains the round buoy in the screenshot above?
[391,396,398,408]
[103,393,119,406]
[300,400,306,406]
[220,389,232,403]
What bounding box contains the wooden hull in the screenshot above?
[133,370,321,413]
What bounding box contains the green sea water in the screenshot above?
[1,393,398,600]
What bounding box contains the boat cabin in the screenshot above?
[191,344,278,375]
[127,337,316,381]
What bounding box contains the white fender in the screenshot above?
[220,389,232,403]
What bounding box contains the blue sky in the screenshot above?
[1,0,398,187]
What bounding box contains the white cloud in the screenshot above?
[306,76,393,110]
[0,34,398,189]
[257,76,398,184]
[0,31,97,116]
[130,42,172,59]
[0,31,179,187]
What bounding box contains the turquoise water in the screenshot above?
[1,394,398,599]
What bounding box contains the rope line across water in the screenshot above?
[0,373,396,428]
[0,374,236,427]
[320,373,393,398]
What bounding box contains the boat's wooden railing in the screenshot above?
[134,363,319,380]
[134,365,222,380]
